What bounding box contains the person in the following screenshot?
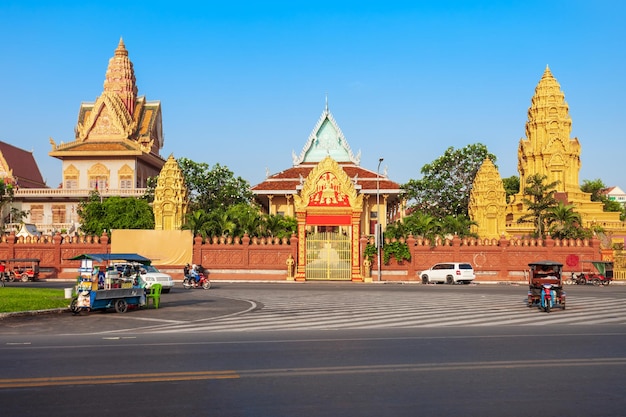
[183,263,190,279]
[0,261,5,281]
[190,264,200,284]
[133,272,147,306]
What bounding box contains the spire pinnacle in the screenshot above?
[115,37,128,57]
[103,38,137,115]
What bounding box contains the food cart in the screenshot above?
[68,253,152,314]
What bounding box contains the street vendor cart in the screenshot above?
[68,253,152,314]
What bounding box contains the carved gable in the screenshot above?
[294,156,363,212]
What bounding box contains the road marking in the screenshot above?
[3,358,626,388]
[0,370,239,388]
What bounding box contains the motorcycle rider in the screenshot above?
[190,264,200,285]
[183,263,190,279]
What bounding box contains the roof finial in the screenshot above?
[325,92,329,112]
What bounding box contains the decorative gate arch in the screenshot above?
[293,156,363,281]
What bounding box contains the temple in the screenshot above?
[0,39,169,234]
[49,38,165,191]
[469,66,625,239]
[252,104,403,280]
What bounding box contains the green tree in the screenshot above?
[580,179,607,201]
[402,144,497,218]
[502,175,520,202]
[517,174,560,238]
[227,203,262,237]
[439,214,478,238]
[261,213,297,239]
[545,202,590,240]
[181,209,210,237]
[177,158,253,212]
[403,211,441,241]
[77,191,155,235]
[204,208,237,237]
[0,180,16,228]
[581,178,625,220]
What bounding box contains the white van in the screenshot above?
[420,262,475,284]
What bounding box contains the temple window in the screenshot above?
[89,176,108,190]
[52,205,66,223]
[120,176,132,189]
[118,165,134,189]
[63,164,80,189]
[64,176,78,189]
[30,204,44,223]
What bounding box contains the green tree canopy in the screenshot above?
[401,143,497,218]
[502,175,520,202]
[177,158,253,212]
[77,192,155,235]
[182,203,296,239]
[581,178,625,219]
[0,180,15,228]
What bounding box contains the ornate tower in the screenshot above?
[517,65,581,196]
[153,155,188,230]
[468,158,507,239]
[505,66,623,236]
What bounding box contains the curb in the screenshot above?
[0,307,69,320]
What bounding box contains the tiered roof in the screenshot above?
[49,38,164,164]
[252,106,400,196]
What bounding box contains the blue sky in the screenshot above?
[1,1,624,189]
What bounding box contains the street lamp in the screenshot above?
[376,157,384,282]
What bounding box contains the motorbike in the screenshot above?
[182,273,211,290]
[527,260,566,313]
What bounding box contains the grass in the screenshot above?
[0,287,70,313]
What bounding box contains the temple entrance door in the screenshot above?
[305,226,351,280]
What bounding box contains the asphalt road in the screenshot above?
[1,282,625,417]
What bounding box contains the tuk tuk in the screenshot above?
[1,258,41,282]
[527,260,566,312]
[573,260,613,286]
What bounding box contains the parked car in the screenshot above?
[140,265,175,293]
[420,262,475,284]
[112,263,174,293]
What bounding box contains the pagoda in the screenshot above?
[468,158,507,239]
[153,155,188,230]
[471,66,624,239]
[49,38,165,191]
[252,104,403,281]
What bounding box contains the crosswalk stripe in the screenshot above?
[146,291,626,333]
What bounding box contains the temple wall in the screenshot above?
[0,232,606,282]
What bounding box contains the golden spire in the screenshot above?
[519,66,579,194]
[103,37,138,116]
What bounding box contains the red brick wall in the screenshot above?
[1,232,601,282]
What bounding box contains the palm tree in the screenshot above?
[262,213,297,239]
[227,203,262,237]
[204,209,236,237]
[403,211,441,241]
[545,202,591,239]
[517,174,560,238]
[182,209,210,238]
[439,214,478,238]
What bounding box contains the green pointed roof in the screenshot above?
[292,106,360,165]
